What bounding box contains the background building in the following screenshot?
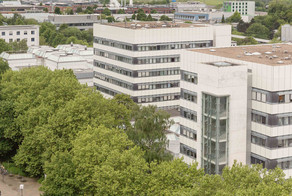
[48,14,100,30]
[0,44,93,86]
[93,22,231,110]
[0,25,39,46]
[281,24,292,42]
[223,1,255,17]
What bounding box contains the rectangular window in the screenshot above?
[16,31,20,35]
[1,32,5,36]
[24,31,27,35]
[31,31,35,35]
[31,38,35,42]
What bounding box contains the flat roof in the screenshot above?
[0,25,39,30]
[192,44,292,66]
[102,22,205,29]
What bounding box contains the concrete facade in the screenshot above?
[223,1,255,17]
[178,43,292,178]
[281,24,292,42]
[93,22,231,109]
[48,14,99,30]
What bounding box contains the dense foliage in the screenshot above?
[40,22,93,47]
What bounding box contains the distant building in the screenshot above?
[281,24,292,42]
[0,44,93,86]
[0,1,43,13]
[48,14,100,30]
[0,25,39,46]
[171,1,209,12]
[223,1,255,17]
[174,12,209,21]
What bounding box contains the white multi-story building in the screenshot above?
[93,22,231,109]
[0,25,39,46]
[179,43,292,178]
[223,1,255,17]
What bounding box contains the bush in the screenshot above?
[2,162,27,176]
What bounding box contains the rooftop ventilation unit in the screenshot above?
[209,49,216,52]
[277,61,284,64]
[252,52,261,55]
[265,51,272,55]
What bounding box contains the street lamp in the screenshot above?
[19,184,24,196]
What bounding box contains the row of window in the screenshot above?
[95,49,180,65]
[252,111,292,127]
[137,56,179,64]
[181,70,198,84]
[94,60,180,78]
[180,107,197,122]
[181,89,197,103]
[252,88,292,104]
[136,93,180,103]
[94,36,213,52]
[94,61,133,77]
[252,132,292,149]
[180,144,196,159]
[277,160,292,170]
[180,125,197,141]
[251,113,267,125]
[137,81,179,90]
[95,50,133,64]
[94,37,133,51]
[1,30,35,36]
[94,72,133,90]
[94,83,119,97]
[137,42,211,51]
[95,71,179,91]
[8,38,35,42]
[138,69,180,77]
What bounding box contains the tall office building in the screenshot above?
[179,43,292,178]
[93,22,231,109]
[223,1,255,17]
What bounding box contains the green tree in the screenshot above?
[42,125,148,195]
[65,8,74,15]
[54,7,61,14]
[102,8,111,16]
[117,9,125,14]
[160,15,172,21]
[246,23,270,39]
[43,8,48,13]
[147,160,204,195]
[137,9,147,21]
[227,11,241,23]
[76,6,83,13]
[0,39,12,53]
[151,9,157,14]
[221,14,225,23]
[127,105,173,163]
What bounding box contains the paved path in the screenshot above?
[0,174,42,196]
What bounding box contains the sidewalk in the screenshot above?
[0,174,42,196]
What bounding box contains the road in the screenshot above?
[0,174,42,196]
